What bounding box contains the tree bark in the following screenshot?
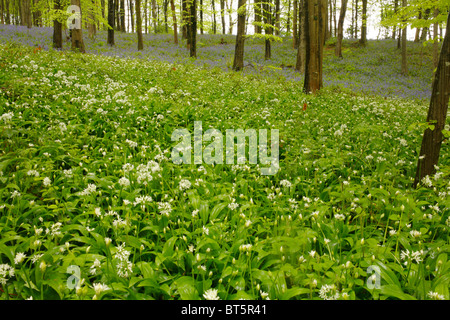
[359,0,367,45]
[335,0,348,58]
[71,0,85,53]
[275,0,280,36]
[0,0,4,25]
[211,0,216,34]
[293,0,298,48]
[136,0,144,50]
[295,0,306,73]
[200,0,203,34]
[433,8,439,70]
[170,0,178,44]
[4,0,9,24]
[129,0,135,33]
[233,0,246,70]
[303,0,325,93]
[254,0,262,34]
[189,0,197,57]
[401,0,407,75]
[228,0,233,34]
[107,0,115,45]
[220,0,226,34]
[151,0,157,32]
[263,0,272,60]
[413,11,450,188]
[53,0,63,49]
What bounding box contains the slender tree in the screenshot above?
[71,0,85,53]
[293,0,298,48]
[303,0,326,93]
[335,0,348,58]
[107,0,115,45]
[53,0,63,49]
[189,0,197,57]
[136,0,144,50]
[233,0,246,70]
[220,0,226,34]
[211,0,217,33]
[359,0,367,45]
[401,0,407,75]
[295,0,306,73]
[170,0,178,44]
[254,0,262,33]
[263,0,273,60]
[413,11,450,188]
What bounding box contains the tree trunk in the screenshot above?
[23,0,32,28]
[401,0,407,75]
[354,0,358,38]
[263,0,272,60]
[136,0,144,50]
[295,0,306,73]
[233,0,246,70]
[220,0,226,34]
[189,0,197,57]
[211,0,216,34]
[420,8,431,41]
[287,0,291,34]
[335,0,348,58]
[0,0,4,25]
[53,0,63,49]
[275,0,280,36]
[71,0,85,53]
[293,0,298,48]
[120,0,125,31]
[107,0,115,45]
[303,0,325,93]
[228,0,233,34]
[5,0,9,24]
[170,0,178,44]
[200,0,203,34]
[359,0,367,45]
[151,0,157,32]
[413,11,450,188]
[129,0,135,33]
[433,8,439,70]
[254,0,261,34]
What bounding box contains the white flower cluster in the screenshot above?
[0,112,13,123]
[179,179,191,191]
[78,184,97,196]
[115,243,133,278]
[318,284,340,300]
[0,263,15,285]
[158,201,173,216]
[203,288,220,300]
[400,249,424,264]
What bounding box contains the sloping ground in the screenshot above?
[0,24,435,100]
[0,43,448,300]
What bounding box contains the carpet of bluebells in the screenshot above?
[0,25,449,300]
[0,24,436,100]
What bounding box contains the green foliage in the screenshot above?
[0,43,449,301]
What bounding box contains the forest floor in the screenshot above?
[0,26,449,301]
[0,24,436,100]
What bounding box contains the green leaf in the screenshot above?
[380,285,416,300]
[174,276,200,300]
[279,287,310,300]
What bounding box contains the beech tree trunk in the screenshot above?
[303,0,325,93]
[335,0,348,58]
[189,0,197,57]
[359,0,367,45]
[254,0,262,34]
[293,0,298,48]
[107,0,115,45]
[295,0,306,73]
[53,0,63,49]
[220,0,225,34]
[233,0,246,71]
[433,8,439,69]
[413,11,450,188]
[71,0,85,53]
[401,0,407,75]
[136,0,144,50]
[263,0,272,60]
[170,0,178,44]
